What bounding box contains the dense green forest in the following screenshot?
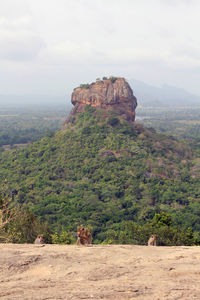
[0,105,200,245]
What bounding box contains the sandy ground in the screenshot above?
[0,244,200,300]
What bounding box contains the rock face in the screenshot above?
[65,78,137,123]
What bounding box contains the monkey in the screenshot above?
[34,234,44,245]
[76,226,86,245]
[84,227,92,245]
[76,226,92,246]
[76,226,92,245]
[148,234,157,246]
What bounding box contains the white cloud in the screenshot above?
[0,30,45,61]
[0,1,45,61]
[0,0,200,95]
[28,0,200,68]
[40,41,94,65]
[0,16,32,30]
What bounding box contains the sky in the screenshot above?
[0,0,200,101]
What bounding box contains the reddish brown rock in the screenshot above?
[65,77,137,124]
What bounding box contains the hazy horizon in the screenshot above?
[1,78,200,107]
[1,0,200,102]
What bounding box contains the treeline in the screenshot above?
[0,105,69,147]
[0,127,56,147]
[137,106,200,143]
[1,190,199,245]
[100,212,199,246]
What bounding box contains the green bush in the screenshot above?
[79,83,90,89]
[152,212,172,227]
[108,117,119,126]
[103,217,200,246]
[109,76,118,83]
[51,230,75,244]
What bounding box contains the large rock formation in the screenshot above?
[65,77,137,124]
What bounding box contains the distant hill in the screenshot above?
[1,106,200,242]
[1,77,200,243]
[129,79,200,107]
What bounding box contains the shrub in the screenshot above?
[51,230,75,244]
[109,76,118,83]
[79,83,90,89]
[108,117,119,126]
[152,212,172,227]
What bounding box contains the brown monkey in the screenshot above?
[76,226,92,246]
[148,234,157,246]
[34,234,44,245]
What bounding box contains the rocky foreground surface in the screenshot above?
[0,244,200,300]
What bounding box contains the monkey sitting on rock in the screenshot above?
[76,226,92,246]
[148,234,157,246]
[34,234,44,245]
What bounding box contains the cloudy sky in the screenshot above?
[0,0,200,100]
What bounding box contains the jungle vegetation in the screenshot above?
[0,105,200,245]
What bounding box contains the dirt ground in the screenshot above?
[0,244,200,300]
